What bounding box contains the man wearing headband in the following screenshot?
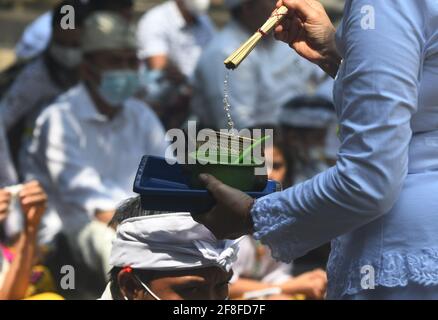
[101,197,239,300]
[22,12,167,285]
[192,0,329,130]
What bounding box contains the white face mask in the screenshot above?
[49,44,82,69]
[182,0,210,15]
[139,68,172,103]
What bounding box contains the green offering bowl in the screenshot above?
[184,152,268,191]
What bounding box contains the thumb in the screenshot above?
[199,174,225,200]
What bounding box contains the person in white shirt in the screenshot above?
[137,0,215,128]
[0,0,88,238]
[138,0,215,79]
[22,12,168,284]
[191,0,327,130]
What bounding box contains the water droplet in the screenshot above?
[223,71,235,133]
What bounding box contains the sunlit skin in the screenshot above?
[118,266,233,300]
[265,145,287,183]
[0,189,11,222]
[272,0,340,78]
[0,181,47,300]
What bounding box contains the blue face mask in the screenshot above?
[98,70,140,107]
[139,68,172,103]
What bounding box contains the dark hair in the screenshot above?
[269,128,293,188]
[109,266,157,300]
[282,95,335,113]
[108,196,169,229]
[230,5,244,20]
[89,0,134,11]
[108,196,169,298]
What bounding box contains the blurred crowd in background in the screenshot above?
[0,0,344,300]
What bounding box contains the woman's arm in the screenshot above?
[193,0,423,261]
[0,189,11,223]
[230,269,326,300]
[0,181,46,300]
[0,228,38,300]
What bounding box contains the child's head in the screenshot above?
[264,130,290,187]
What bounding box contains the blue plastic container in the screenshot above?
[133,155,280,214]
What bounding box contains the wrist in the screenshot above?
[245,198,256,234]
[319,29,342,78]
[23,226,38,239]
[280,280,304,295]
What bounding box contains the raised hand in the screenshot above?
[281,269,327,299]
[191,174,255,240]
[19,181,47,233]
[273,0,341,77]
[0,188,11,223]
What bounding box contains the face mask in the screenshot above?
[49,44,82,68]
[98,70,139,108]
[182,0,210,15]
[139,68,172,103]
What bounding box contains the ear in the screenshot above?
[117,269,146,300]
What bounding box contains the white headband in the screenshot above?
[110,213,240,272]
